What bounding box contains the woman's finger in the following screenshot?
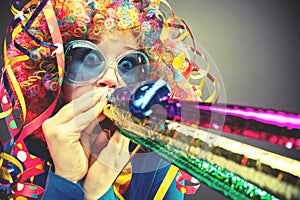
[61,98,107,133]
[120,132,130,154]
[80,130,91,159]
[96,131,130,171]
[88,129,110,166]
[53,87,108,123]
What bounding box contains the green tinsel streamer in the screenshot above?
[117,126,280,200]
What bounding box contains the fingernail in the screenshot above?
[99,93,108,102]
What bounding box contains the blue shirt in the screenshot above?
[41,149,183,199]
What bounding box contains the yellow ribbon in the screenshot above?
[0,152,24,172]
[0,108,13,119]
[154,165,179,200]
[4,40,28,122]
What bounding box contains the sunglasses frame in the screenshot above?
[63,40,151,86]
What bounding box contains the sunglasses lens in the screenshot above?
[118,52,150,84]
[65,41,106,82]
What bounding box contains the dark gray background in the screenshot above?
[1,1,300,199]
[170,0,300,114]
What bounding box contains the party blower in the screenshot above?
[104,79,300,200]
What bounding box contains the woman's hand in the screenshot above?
[83,131,130,199]
[42,86,131,199]
[42,87,109,183]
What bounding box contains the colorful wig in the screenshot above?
[3,0,208,131]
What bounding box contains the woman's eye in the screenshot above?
[119,60,134,70]
[83,51,103,67]
[119,53,146,72]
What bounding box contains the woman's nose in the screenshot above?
[96,66,118,88]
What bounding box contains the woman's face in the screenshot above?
[63,30,141,120]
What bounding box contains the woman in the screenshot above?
[1,0,199,199]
